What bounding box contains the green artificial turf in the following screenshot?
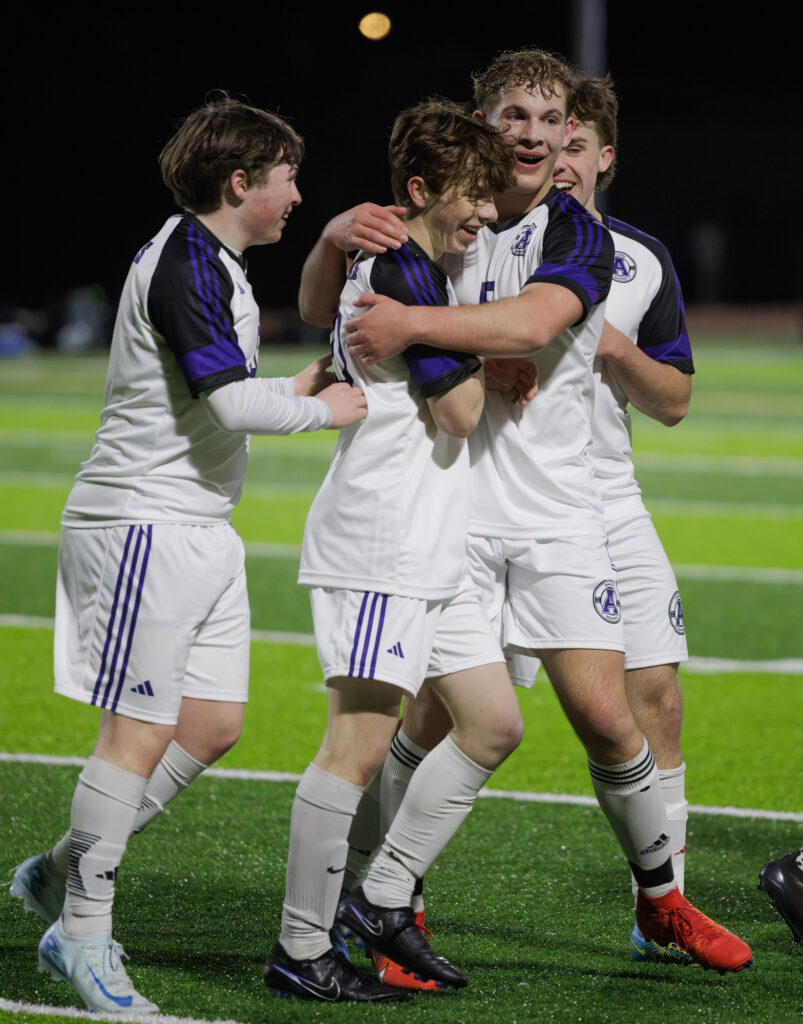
[2,764,801,1024]
[1,342,801,1024]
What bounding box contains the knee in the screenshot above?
[500,712,525,756]
[315,737,391,789]
[206,721,243,762]
[473,709,525,766]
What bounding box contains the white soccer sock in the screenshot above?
[628,761,688,906]
[589,740,676,899]
[49,741,208,878]
[660,763,687,894]
[344,770,381,892]
[131,741,207,834]
[63,756,148,937]
[281,763,363,961]
[380,727,428,836]
[362,735,492,909]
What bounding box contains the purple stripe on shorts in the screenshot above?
[348,592,370,677]
[357,593,381,678]
[368,595,388,678]
[98,527,146,708]
[91,526,135,705]
[109,526,152,710]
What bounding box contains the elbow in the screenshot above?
[660,397,690,427]
[297,295,335,328]
[435,407,483,437]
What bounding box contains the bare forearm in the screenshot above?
[403,300,545,356]
[297,235,346,326]
[600,327,691,425]
[349,284,583,362]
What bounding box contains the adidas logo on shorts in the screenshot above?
[130,680,154,696]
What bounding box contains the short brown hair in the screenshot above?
[572,75,619,191]
[159,92,304,214]
[389,98,516,208]
[472,48,579,117]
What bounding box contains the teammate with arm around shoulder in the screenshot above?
[348,49,750,978]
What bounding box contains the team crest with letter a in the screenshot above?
[593,580,621,623]
[612,251,637,282]
[668,591,685,634]
[511,225,534,256]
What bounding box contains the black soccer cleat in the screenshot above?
[336,886,468,988]
[759,848,803,945]
[263,942,412,1002]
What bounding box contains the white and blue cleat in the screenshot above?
[38,917,158,1014]
[10,853,66,924]
[629,922,696,965]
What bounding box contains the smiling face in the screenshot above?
[425,189,498,258]
[481,85,572,210]
[240,161,301,246]
[404,175,498,260]
[552,121,614,213]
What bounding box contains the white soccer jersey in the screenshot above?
[298,240,482,600]
[64,213,262,526]
[591,217,694,517]
[443,187,614,538]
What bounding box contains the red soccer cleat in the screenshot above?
[636,887,752,974]
[370,911,441,991]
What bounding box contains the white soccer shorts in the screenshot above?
[54,522,250,724]
[605,510,688,670]
[467,533,626,689]
[308,575,504,696]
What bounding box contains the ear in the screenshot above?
[472,108,485,122]
[598,145,615,174]
[562,116,576,148]
[229,169,249,201]
[406,175,430,211]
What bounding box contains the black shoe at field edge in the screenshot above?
[264,942,412,1002]
[336,885,468,988]
[759,849,803,945]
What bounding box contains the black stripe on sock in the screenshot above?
[588,748,655,787]
[629,855,674,889]
[390,732,423,771]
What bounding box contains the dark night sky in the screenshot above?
[4,2,799,321]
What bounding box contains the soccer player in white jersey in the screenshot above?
[9,95,367,1015]
[263,99,525,1002]
[344,49,752,974]
[547,74,696,963]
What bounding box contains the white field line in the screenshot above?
[633,453,803,477]
[647,498,803,518]
[0,471,318,498]
[3,531,803,587]
[2,476,803,516]
[0,998,247,1024]
[3,431,801,476]
[2,753,800,823]
[1,615,800,671]
[685,656,803,674]
[673,564,803,585]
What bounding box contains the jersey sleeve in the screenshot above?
[147,221,249,398]
[636,245,694,375]
[525,193,614,322]
[370,248,481,398]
